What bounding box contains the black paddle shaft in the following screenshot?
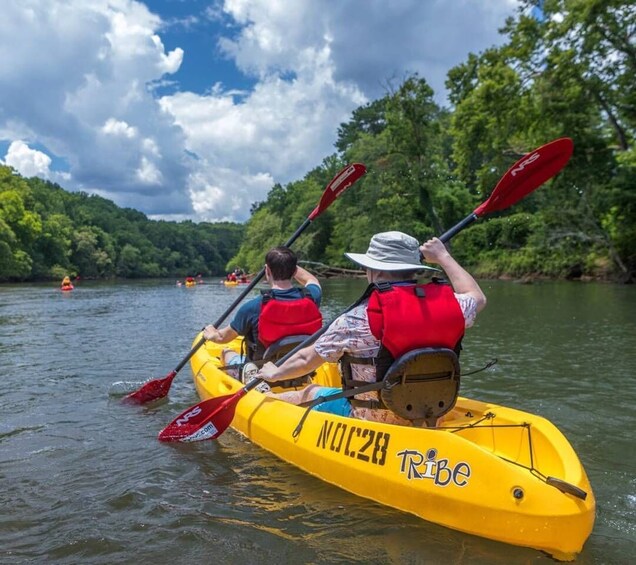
[439,213,478,244]
[173,218,313,374]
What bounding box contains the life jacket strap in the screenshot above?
[340,347,394,408]
[261,287,313,302]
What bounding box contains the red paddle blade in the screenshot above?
[158,391,245,442]
[123,371,176,405]
[308,163,366,220]
[475,137,573,217]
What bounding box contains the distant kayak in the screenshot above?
[223,279,251,286]
[61,276,73,291]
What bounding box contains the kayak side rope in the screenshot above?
[291,402,587,501]
[447,415,588,500]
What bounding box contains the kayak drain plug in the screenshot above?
[513,488,524,500]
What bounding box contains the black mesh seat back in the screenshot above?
[380,348,460,426]
[262,335,315,388]
[262,335,312,362]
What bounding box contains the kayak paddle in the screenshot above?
[439,137,573,242]
[158,137,574,442]
[124,162,367,405]
[158,329,316,441]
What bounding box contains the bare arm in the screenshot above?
[258,344,324,383]
[293,265,321,288]
[420,237,487,312]
[203,324,239,344]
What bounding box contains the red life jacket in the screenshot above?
[338,281,466,411]
[250,289,322,359]
[367,282,465,358]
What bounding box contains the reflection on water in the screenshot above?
[0,278,634,563]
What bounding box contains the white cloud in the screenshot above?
[1,140,72,186]
[0,0,189,214]
[103,118,138,138]
[188,164,274,222]
[0,0,519,223]
[3,140,52,178]
[136,156,162,184]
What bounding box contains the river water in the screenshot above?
[0,278,634,564]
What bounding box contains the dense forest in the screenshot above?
[1,0,633,283]
[232,0,634,283]
[0,167,243,281]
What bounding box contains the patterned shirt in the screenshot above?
[314,293,477,425]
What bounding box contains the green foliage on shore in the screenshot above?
[231,0,635,283]
[0,168,243,281]
[2,0,633,283]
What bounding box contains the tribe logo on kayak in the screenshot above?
[397,448,471,487]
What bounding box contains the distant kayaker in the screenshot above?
[258,231,487,425]
[203,247,323,385]
[61,276,73,289]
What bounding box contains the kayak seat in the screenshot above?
[380,347,460,427]
[262,335,316,389]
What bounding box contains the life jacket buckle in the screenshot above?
[375,281,392,292]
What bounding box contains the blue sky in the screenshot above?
[0,0,519,223]
[150,0,257,97]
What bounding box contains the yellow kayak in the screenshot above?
[190,335,595,561]
[223,280,251,286]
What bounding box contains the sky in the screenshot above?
[0,0,520,223]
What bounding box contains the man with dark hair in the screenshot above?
[265,247,297,280]
[203,246,322,388]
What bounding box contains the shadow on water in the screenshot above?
[0,278,634,563]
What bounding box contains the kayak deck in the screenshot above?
[190,335,595,560]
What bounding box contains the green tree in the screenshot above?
[71,226,116,278]
[336,98,388,153]
[445,0,635,280]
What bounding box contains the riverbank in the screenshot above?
[2,264,633,285]
[299,260,633,284]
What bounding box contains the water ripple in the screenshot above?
[0,279,634,564]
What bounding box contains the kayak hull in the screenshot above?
[190,336,595,560]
